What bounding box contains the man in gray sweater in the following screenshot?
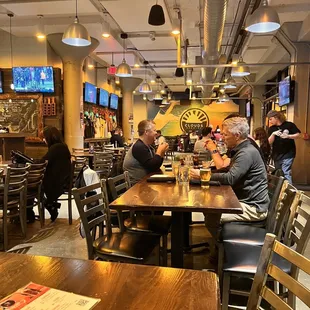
[191,117,269,223]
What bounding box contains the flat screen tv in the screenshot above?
[246,101,251,117]
[0,71,3,93]
[84,82,97,104]
[98,88,109,107]
[12,66,54,93]
[279,76,292,106]
[110,93,118,110]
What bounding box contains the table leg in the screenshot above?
[204,213,221,261]
[171,212,184,268]
[183,212,190,248]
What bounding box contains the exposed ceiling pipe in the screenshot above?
[201,0,228,104]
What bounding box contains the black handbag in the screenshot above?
[11,150,34,164]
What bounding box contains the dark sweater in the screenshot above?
[110,134,124,147]
[42,143,71,203]
[211,140,269,213]
[123,139,163,184]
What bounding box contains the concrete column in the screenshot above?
[252,85,265,130]
[47,33,99,151]
[120,77,142,141]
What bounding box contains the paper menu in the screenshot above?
[0,283,100,310]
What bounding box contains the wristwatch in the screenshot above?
[211,149,219,154]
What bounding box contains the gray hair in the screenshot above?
[138,120,155,136]
[222,117,249,139]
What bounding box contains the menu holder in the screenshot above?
[147,174,176,183]
[189,179,221,186]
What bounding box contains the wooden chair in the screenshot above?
[93,151,114,179]
[72,180,160,263]
[246,233,310,310]
[107,171,171,266]
[0,165,29,251]
[26,161,47,227]
[221,190,310,309]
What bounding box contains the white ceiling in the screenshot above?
[0,0,309,92]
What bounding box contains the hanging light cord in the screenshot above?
[111,52,114,65]
[75,0,78,19]
[9,15,13,68]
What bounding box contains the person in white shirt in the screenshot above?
[194,127,212,153]
[155,130,166,146]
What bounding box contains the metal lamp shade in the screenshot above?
[231,59,250,77]
[245,6,280,33]
[139,81,152,93]
[62,18,91,46]
[154,92,163,100]
[224,76,237,89]
[218,93,229,102]
[175,67,184,77]
[116,59,132,77]
[162,98,169,105]
[148,4,165,26]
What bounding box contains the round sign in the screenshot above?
[179,108,209,133]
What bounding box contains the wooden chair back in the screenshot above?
[72,180,111,259]
[246,233,310,310]
[72,148,89,153]
[27,162,47,195]
[107,171,131,201]
[93,151,114,179]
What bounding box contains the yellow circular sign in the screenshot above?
[179,108,209,133]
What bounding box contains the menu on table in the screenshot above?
[0,282,100,309]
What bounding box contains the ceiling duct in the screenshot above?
[201,0,228,104]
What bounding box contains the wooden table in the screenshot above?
[110,176,242,268]
[0,133,25,161]
[0,253,220,310]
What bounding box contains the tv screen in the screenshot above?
[12,66,54,93]
[279,76,291,106]
[246,101,251,117]
[0,71,3,93]
[98,89,109,107]
[84,82,97,104]
[110,93,118,110]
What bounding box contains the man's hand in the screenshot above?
[156,142,169,157]
[190,168,201,180]
[205,139,217,152]
[272,129,282,136]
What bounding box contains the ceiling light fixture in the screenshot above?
[167,92,172,101]
[224,76,237,89]
[116,33,132,77]
[171,8,181,35]
[245,0,280,33]
[231,57,250,77]
[143,94,148,101]
[148,0,165,26]
[134,56,141,68]
[218,92,230,102]
[62,0,91,46]
[139,61,152,93]
[162,97,169,105]
[175,67,184,77]
[186,69,193,85]
[191,92,197,100]
[8,13,14,90]
[115,76,120,84]
[36,15,45,40]
[101,21,110,39]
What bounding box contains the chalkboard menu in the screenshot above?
[0,94,43,140]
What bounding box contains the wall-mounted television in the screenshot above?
[109,93,118,110]
[98,88,109,107]
[246,101,252,118]
[84,82,97,104]
[279,76,294,106]
[12,66,54,93]
[0,71,3,93]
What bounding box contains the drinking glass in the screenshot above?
[177,165,189,184]
[172,161,180,177]
[200,168,211,189]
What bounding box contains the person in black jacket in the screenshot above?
[110,127,124,147]
[42,126,71,222]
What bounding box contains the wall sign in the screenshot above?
[179,108,209,133]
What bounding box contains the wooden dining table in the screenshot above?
[109,175,242,268]
[0,253,220,310]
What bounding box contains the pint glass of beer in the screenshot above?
[200,168,211,189]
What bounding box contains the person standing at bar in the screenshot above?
[267,110,301,183]
[110,127,124,147]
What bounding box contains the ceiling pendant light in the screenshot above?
[139,61,152,93]
[101,14,111,38]
[162,97,169,105]
[171,8,181,35]
[143,94,148,101]
[36,15,46,40]
[62,0,91,46]
[231,57,250,77]
[148,0,165,26]
[218,92,230,102]
[224,76,237,89]
[245,0,280,33]
[186,68,193,85]
[154,92,163,100]
[8,13,14,90]
[116,33,132,77]
[167,92,172,101]
[191,92,197,100]
[175,67,184,77]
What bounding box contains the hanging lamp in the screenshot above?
[245,0,280,33]
[116,33,132,77]
[218,92,229,102]
[231,57,250,77]
[148,0,165,26]
[224,76,237,89]
[8,14,14,90]
[175,67,184,77]
[171,8,180,35]
[36,15,45,40]
[101,14,111,38]
[139,61,152,93]
[62,0,91,46]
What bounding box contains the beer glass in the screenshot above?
[177,165,189,184]
[200,168,211,189]
[172,161,180,177]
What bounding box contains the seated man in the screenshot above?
[194,127,212,153]
[191,117,269,223]
[123,120,169,185]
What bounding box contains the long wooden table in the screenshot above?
[110,176,242,268]
[0,253,220,310]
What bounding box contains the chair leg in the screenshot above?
[218,242,224,291]
[222,272,231,310]
[37,196,44,228]
[68,192,72,225]
[19,206,26,238]
[162,235,168,267]
[3,216,8,251]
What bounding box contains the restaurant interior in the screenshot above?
[0,0,309,309]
